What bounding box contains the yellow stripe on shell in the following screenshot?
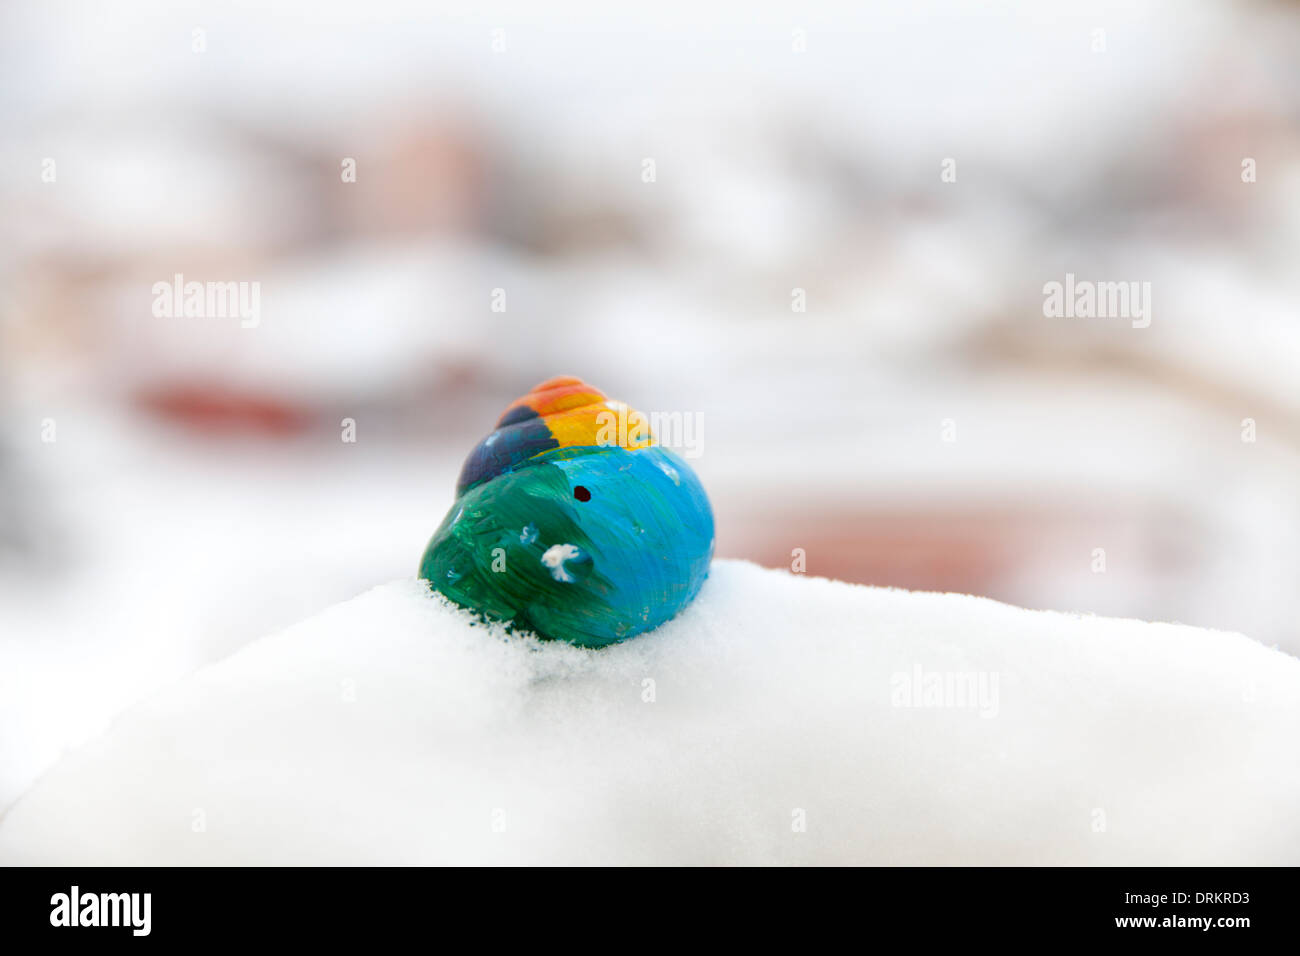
[545,400,656,451]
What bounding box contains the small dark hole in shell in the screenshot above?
[573,485,591,502]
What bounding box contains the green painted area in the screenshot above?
[419,446,714,647]
[420,458,610,641]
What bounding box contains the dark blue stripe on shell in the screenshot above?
[497,404,541,427]
[455,417,559,495]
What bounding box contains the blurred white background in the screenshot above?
[2,0,1298,811]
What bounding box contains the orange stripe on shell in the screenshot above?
[499,377,655,452]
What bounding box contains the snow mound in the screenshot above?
[2,560,1298,865]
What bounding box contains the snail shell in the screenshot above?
[419,377,714,647]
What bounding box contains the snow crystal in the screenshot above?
[540,543,582,583]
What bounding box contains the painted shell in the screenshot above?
[419,376,714,647]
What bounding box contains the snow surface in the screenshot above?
[2,560,1298,865]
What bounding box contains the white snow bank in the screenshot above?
[2,560,1298,865]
